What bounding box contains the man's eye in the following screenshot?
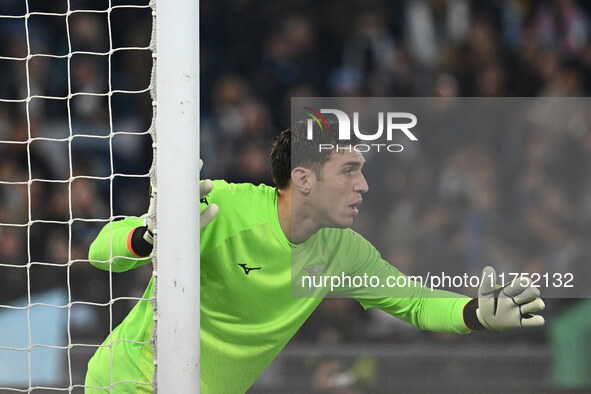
[344,169,352,175]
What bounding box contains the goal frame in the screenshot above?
[154,0,201,391]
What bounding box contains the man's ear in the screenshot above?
[291,167,314,194]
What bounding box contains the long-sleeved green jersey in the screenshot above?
[85,180,471,393]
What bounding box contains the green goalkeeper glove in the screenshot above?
[143,160,219,246]
[463,266,545,331]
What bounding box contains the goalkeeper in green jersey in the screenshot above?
[85,120,545,393]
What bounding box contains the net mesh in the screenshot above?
[0,1,153,391]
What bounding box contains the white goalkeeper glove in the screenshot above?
[473,266,545,331]
[143,160,219,246]
[199,160,219,229]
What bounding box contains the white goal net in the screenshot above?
[0,1,158,391]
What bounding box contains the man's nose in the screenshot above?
[355,174,369,193]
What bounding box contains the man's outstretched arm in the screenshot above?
[343,232,544,333]
[89,160,218,272]
[358,265,545,334]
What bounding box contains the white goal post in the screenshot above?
[153,0,201,392]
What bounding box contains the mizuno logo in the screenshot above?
[238,263,262,275]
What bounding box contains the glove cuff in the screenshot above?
[127,226,154,257]
[463,298,486,331]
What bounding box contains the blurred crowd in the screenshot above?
[1,0,591,390]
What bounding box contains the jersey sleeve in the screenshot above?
[88,217,153,272]
[337,230,471,334]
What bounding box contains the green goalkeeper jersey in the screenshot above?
[85,180,471,393]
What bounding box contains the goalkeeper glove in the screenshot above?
[143,160,219,246]
[463,266,545,331]
[199,175,219,229]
